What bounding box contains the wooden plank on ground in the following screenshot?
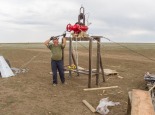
[73,70,97,75]
[83,86,118,91]
[82,100,96,113]
[104,69,118,75]
[50,71,69,75]
[131,89,154,115]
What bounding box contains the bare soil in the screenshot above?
[1,43,155,115]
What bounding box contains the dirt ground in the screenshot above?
[1,43,155,115]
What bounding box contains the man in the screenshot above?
[44,36,66,86]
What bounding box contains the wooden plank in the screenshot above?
[104,69,118,75]
[84,68,118,76]
[73,70,97,75]
[50,71,69,74]
[83,86,118,91]
[131,89,154,115]
[82,100,96,113]
[91,36,103,38]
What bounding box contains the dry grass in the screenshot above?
[0,43,155,115]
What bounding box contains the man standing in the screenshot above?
[44,37,66,86]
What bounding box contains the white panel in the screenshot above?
[0,56,15,78]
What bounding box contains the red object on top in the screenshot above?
[66,24,88,34]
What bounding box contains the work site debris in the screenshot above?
[0,56,14,78]
[82,100,96,113]
[104,69,118,76]
[11,67,29,75]
[117,75,123,79]
[144,72,155,110]
[96,97,120,115]
[144,72,155,81]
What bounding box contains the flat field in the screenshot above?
[1,42,155,115]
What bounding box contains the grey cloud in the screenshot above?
[1,0,155,43]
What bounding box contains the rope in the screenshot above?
[76,39,96,69]
[20,52,42,68]
[77,41,89,51]
[76,36,155,63]
[102,36,155,62]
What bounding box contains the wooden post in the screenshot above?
[96,37,100,86]
[100,54,105,82]
[88,37,92,88]
[69,37,72,77]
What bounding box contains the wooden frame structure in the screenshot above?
[66,36,105,88]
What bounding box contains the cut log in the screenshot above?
[82,100,96,113]
[131,89,154,115]
[83,86,118,91]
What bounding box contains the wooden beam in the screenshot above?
[83,86,118,91]
[100,54,105,82]
[82,100,96,113]
[131,89,154,115]
[73,70,97,75]
[69,37,72,77]
[96,37,100,86]
[88,38,93,88]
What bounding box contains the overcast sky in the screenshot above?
[0,0,155,43]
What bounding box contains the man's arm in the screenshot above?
[44,38,51,47]
[62,37,66,47]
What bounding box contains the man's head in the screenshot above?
[53,37,59,45]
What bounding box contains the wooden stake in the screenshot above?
[82,100,96,113]
[83,86,118,91]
